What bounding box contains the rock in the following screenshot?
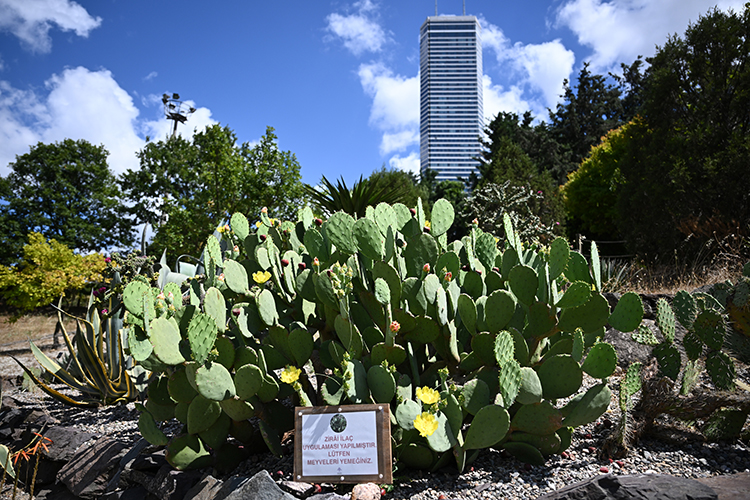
[351,483,381,500]
[147,464,202,500]
[100,485,158,500]
[57,436,129,499]
[696,471,750,500]
[281,480,315,497]
[184,474,224,500]
[308,495,349,500]
[43,426,98,462]
[224,470,296,500]
[535,473,718,500]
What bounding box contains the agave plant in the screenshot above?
[304,175,409,218]
[12,273,138,407]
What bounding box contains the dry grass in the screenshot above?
[0,312,77,351]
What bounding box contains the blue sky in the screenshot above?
[0,0,745,185]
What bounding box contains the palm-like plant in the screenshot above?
[12,274,138,407]
[304,175,410,218]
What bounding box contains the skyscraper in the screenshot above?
[419,15,483,183]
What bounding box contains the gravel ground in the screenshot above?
[3,351,750,500]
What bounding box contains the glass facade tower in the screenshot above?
[419,16,483,183]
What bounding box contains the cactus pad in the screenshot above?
[608,292,644,333]
[581,342,618,379]
[464,404,510,449]
[188,313,218,365]
[694,310,725,351]
[538,354,582,399]
[166,434,213,470]
[653,342,681,381]
[555,281,591,309]
[462,378,491,415]
[705,350,736,390]
[655,298,676,343]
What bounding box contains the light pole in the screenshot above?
[162,93,195,138]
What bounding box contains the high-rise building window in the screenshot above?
[419,16,483,184]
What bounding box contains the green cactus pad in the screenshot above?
[430,198,455,236]
[373,202,397,234]
[303,227,327,260]
[564,251,592,284]
[194,362,236,401]
[234,364,264,400]
[145,398,175,422]
[653,342,681,381]
[425,411,454,453]
[399,443,435,470]
[404,233,439,278]
[198,412,231,450]
[229,212,250,239]
[367,364,396,403]
[497,358,522,408]
[188,312,218,365]
[464,404,510,450]
[256,373,280,403]
[562,382,611,427]
[166,434,213,471]
[203,287,226,334]
[344,360,369,404]
[527,301,557,338]
[462,378,491,415]
[324,212,357,255]
[256,289,279,326]
[233,345,258,369]
[494,330,515,365]
[555,281,591,309]
[123,281,151,319]
[682,330,704,360]
[509,432,562,456]
[673,290,697,329]
[371,342,407,366]
[655,298,676,343]
[187,394,222,434]
[396,399,421,430]
[548,237,570,280]
[471,333,496,366]
[128,325,153,362]
[321,375,345,405]
[485,290,516,333]
[205,234,223,268]
[694,310,725,351]
[354,217,385,261]
[502,441,545,466]
[457,294,478,335]
[571,329,585,362]
[475,232,498,272]
[149,317,186,365]
[702,408,747,441]
[508,265,538,306]
[538,354,583,399]
[631,324,660,345]
[510,328,529,366]
[169,368,198,403]
[461,271,485,300]
[511,401,563,435]
[609,292,643,332]
[404,317,440,344]
[223,259,250,295]
[334,315,364,358]
[287,327,314,366]
[706,350,736,390]
[558,293,610,333]
[139,412,169,446]
[581,342,618,379]
[148,374,174,406]
[212,336,234,370]
[516,367,543,405]
[622,361,642,398]
[221,397,256,421]
[501,247,519,281]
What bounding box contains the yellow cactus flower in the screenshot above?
[253,270,272,284]
[280,365,301,385]
[413,412,438,437]
[425,220,431,229]
[416,386,440,405]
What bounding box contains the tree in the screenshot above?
[0,233,104,317]
[548,63,625,172]
[0,139,134,265]
[304,173,410,218]
[123,124,306,258]
[616,5,750,260]
[365,166,430,210]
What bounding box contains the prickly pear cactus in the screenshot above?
[126,202,636,471]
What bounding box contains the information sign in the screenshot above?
[293,404,392,484]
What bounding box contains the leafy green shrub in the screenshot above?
[0,233,104,318]
[124,200,644,472]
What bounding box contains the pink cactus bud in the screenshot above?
[313,257,320,266]
[232,308,241,316]
[389,321,400,333]
[315,218,323,226]
[409,208,416,216]
[233,245,239,253]
[260,234,267,241]
[104,257,112,263]
[422,263,430,273]
[261,207,268,213]
[298,262,306,270]
[423,226,430,233]
[472,218,479,225]
[281,259,289,266]
[444,272,452,282]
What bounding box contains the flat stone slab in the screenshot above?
[535,473,717,500]
[696,472,750,500]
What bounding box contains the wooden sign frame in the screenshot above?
[293,404,392,484]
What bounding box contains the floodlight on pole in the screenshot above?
[162,93,196,138]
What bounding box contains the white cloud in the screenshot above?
[555,0,747,74]
[388,151,419,176]
[325,1,388,55]
[142,103,216,143]
[482,75,534,123]
[143,71,158,81]
[0,0,102,53]
[481,18,574,111]
[0,67,215,177]
[357,62,419,154]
